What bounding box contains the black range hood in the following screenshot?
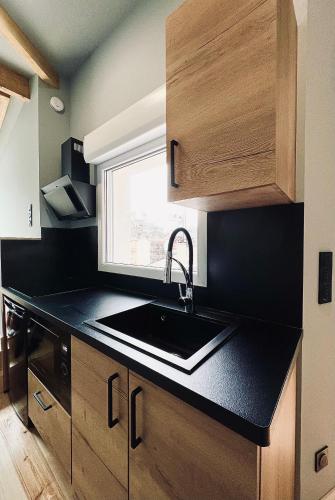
[41,138,96,220]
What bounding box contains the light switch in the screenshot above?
[318,252,332,304]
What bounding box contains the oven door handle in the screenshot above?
[7,309,27,322]
[33,391,52,411]
[4,298,26,316]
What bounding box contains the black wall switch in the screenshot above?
[318,252,333,304]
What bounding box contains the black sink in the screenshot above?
[85,303,238,373]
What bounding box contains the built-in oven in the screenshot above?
[28,317,71,414]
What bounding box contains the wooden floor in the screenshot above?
[0,391,73,499]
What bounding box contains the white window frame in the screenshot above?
[97,135,207,287]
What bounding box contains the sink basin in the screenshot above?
[85,303,238,373]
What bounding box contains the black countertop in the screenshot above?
[1,286,301,447]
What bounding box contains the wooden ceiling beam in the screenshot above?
[0,91,10,128]
[0,6,59,88]
[0,64,30,101]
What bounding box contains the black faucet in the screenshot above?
[163,227,194,313]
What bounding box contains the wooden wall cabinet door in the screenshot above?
[166,0,297,211]
[71,337,128,500]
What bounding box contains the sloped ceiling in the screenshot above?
[0,0,137,77]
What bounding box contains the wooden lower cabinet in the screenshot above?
[71,337,128,500]
[129,372,259,500]
[129,367,296,500]
[28,369,71,478]
[70,337,296,500]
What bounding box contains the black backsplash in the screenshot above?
[1,203,304,327]
[0,227,97,297]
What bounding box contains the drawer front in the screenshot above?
[28,369,71,478]
[72,336,128,397]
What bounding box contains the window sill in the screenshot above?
[98,262,207,288]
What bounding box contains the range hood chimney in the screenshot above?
[41,138,96,220]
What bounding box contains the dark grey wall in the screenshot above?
[1,203,304,327]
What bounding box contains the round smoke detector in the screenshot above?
[50,96,65,113]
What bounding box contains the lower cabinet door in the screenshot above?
[28,369,71,478]
[129,372,259,500]
[72,426,127,500]
[72,337,128,500]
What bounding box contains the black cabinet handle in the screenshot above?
[33,391,52,411]
[130,386,142,449]
[108,373,119,428]
[170,139,179,188]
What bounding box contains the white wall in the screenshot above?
[38,78,73,228]
[38,79,70,188]
[70,0,182,140]
[37,78,89,229]
[301,0,335,498]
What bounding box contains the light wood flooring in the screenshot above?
[0,391,73,499]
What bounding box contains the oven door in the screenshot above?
[4,299,28,426]
[27,318,71,413]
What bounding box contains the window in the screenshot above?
[98,140,207,286]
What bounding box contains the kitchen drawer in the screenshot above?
[28,369,71,478]
[72,336,128,397]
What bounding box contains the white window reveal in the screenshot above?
[97,141,207,287]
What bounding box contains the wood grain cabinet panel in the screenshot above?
[28,369,71,479]
[72,335,128,397]
[71,337,128,500]
[128,372,260,500]
[260,364,296,500]
[72,426,127,500]
[70,338,296,500]
[166,0,297,211]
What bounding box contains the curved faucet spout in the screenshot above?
[163,227,194,313]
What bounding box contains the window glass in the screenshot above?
[105,150,198,270]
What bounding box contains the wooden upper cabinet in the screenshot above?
[166,0,297,211]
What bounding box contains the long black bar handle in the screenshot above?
[33,391,52,411]
[108,373,119,428]
[170,139,179,188]
[130,386,142,449]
